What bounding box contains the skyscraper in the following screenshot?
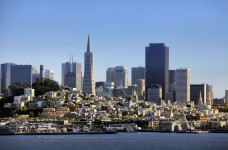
[190,84,213,105]
[137,79,145,99]
[190,84,207,105]
[113,66,128,88]
[175,68,190,106]
[225,90,228,103]
[11,65,32,86]
[131,67,145,85]
[40,65,44,82]
[62,56,82,91]
[45,70,54,80]
[1,63,14,91]
[106,67,115,82]
[83,35,95,95]
[145,43,169,101]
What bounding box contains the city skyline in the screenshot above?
[0,1,228,98]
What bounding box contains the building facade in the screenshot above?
[106,67,115,82]
[40,65,44,82]
[175,68,190,106]
[131,67,145,85]
[137,79,145,99]
[82,35,96,95]
[45,70,54,80]
[190,84,213,105]
[10,65,32,86]
[113,66,128,88]
[226,90,228,103]
[190,84,207,105]
[145,43,169,101]
[1,63,14,91]
[62,58,82,91]
[147,84,162,104]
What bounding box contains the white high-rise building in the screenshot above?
[137,79,145,98]
[32,66,38,74]
[175,68,190,106]
[113,66,128,88]
[45,70,54,80]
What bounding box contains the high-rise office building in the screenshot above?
[190,84,207,105]
[206,85,213,105]
[147,84,162,104]
[11,65,32,86]
[113,66,128,88]
[40,65,44,82]
[1,63,14,91]
[32,66,38,74]
[175,68,190,106]
[137,79,145,99]
[168,70,176,102]
[62,56,82,91]
[169,70,176,85]
[145,43,169,101]
[190,84,213,105]
[45,70,54,80]
[106,67,115,82]
[83,35,95,95]
[225,90,228,103]
[131,67,145,85]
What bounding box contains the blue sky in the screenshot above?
[0,0,227,98]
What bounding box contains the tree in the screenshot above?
[2,88,9,98]
[29,112,34,117]
[32,79,59,96]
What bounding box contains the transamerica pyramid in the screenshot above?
[82,35,96,95]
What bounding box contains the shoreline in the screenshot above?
[1,130,228,136]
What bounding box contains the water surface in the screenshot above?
[0,132,227,150]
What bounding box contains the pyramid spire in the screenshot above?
[72,55,74,63]
[198,91,203,105]
[70,53,71,63]
[87,35,91,52]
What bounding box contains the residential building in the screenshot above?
[145,43,169,101]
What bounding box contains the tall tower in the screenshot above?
[40,65,44,83]
[62,55,82,91]
[176,68,190,106]
[83,35,95,95]
[145,43,169,101]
